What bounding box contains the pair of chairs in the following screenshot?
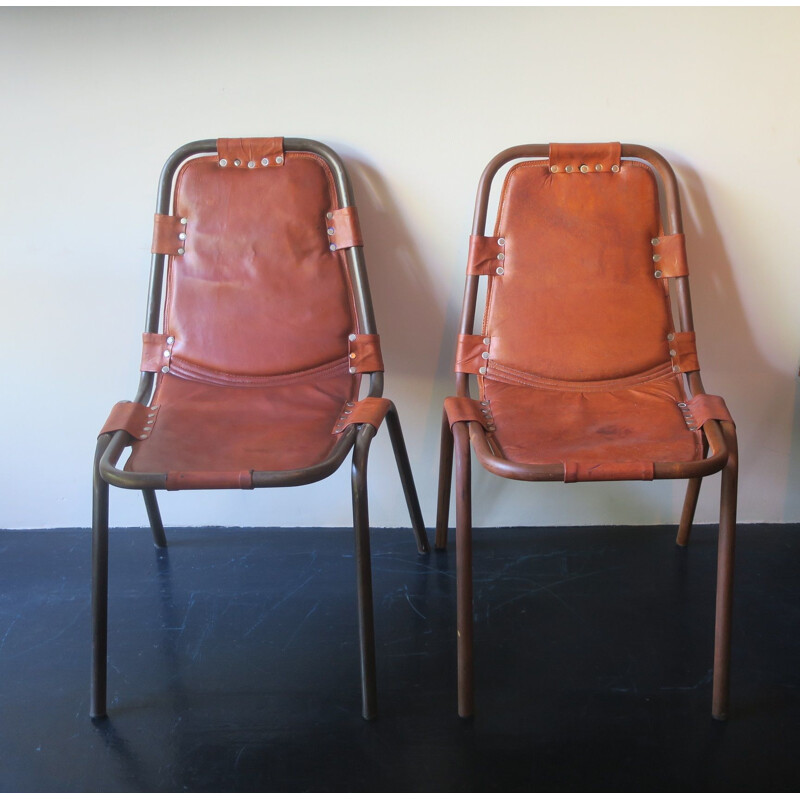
[93,138,737,723]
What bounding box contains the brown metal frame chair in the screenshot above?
[93,138,429,721]
[436,143,738,720]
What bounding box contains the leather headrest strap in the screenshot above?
[216,137,285,168]
[548,142,621,174]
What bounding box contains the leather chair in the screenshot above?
[93,138,429,720]
[436,143,738,720]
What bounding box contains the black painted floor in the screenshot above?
[0,523,798,791]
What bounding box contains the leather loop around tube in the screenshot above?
[563,460,654,483]
[152,214,186,255]
[549,142,621,174]
[444,396,490,430]
[455,334,489,374]
[166,471,254,490]
[670,331,699,373]
[687,394,734,428]
[141,332,173,373]
[332,396,391,434]
[653,234,689,278]
[348,334,383,373]
[467,235,506,276]
[99,401,158,439]
[328,206,363,250]
[217,137,284,167]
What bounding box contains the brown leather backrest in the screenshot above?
[163,152,356,378]
[484,153,675,382]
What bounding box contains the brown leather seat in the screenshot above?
[437,142,738,720]
[92,137,429,721]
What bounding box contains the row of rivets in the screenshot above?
[678,402,697,431]
[326,212,338,252]
[479,398,496,432]
[139,406,159,440]
[176,218,188,255]
[496,237,506,275]
[334,401,357,433]
[550,164,620,173]
[348,333,357,373]
[652,239,662,278]
[219,156,283,168]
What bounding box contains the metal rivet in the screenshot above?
[163,350,171,358]
[349,367,356,374]
[219,159,228,167]
[178,232,187,241]
[653,254,661,262]
[481,400,490,405]
[344,410,352,415]
[496,266,504,275]
[276,156,283,165]
[348,334,357,341]
[673,365,680,373]
[349,352,356,359]
[488,425,496,431]
[167,336,175,344]
[611,165,620,173]
[483,337,490,345]
[595,164,603,172]
[233,159,241,167]
[479,366,487,375]
[330,244,337,251]
[654,270,663,278]
[151,405,159,410]
[481,352,490,360]
[482,409,490,415]
[689,427,697,431]
[180,218,188,225]
[677,402,687,408]
[651,237,660,246]
[261,158,270,166]
[565,165,574,173]
[161,366,169,374]
[327,227,335,235]
[497,253,505,261]
[143,426,152,431]
[326,212,334,220]
[248,161,256,169]
[177,248,185,255]
[550,165,558,173]
[669,349,677,356]
[497,237,505,246]
[139,434,148,440]
[667,333,675,341]
[580,164,589,173]
[346,402,355,407]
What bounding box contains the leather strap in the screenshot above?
[687,394,734,428]
[455,334,490,374]
[348,334,383,373]
[332,396,391,434]
[166,471,254,490]
[327,206,363,250]
[444,396,492,430]
[669,331,699,373]
[152,214,187,256]
[549,142,621,174]
[653,234,689,278]
[99,401,159,440]
[217,137,284,168]
[564,461,654,483]
[467,235,507,276]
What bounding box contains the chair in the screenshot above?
[436,143,738,720]
[93,137,429,721]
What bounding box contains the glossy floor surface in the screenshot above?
[0,523,798,791]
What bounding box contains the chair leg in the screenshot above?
[435,408,454,551]
[676,442,708,547]
[142,489,168,549]
[385,403,429,554]
[453,422,474,718]
[352,426,379,721]
[712,421,738,721]
[91,437,110,719]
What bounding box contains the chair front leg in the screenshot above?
[677,441,708,547]
[385,402,429,554]
[142,489,168,548]
[352,425,379,720]
[712,421,738,720]
[453,422,474,718]
[435,407,454,551]
[91,436,111,719]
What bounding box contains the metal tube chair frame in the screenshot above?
[435,143,738,721]
[92,138,429,721]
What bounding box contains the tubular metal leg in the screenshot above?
[142,489,168,549]
[91,437,111,719]
[712,421,738,721]
[435,408,454,551]
[677,442,708,547]
[453,423,474,718]
[352,426,378,720]
[385,404,429,555]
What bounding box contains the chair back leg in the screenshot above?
[712,421,738,720]
[676,477,703,547]
[91,437,111,719]
[435,408,454,551]
[385,404,430,554]
[142,489,168,549]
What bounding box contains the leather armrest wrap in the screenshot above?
[687,394,734,428]
[332,396,391,434]
[99,401,158,439]
[444,396,490,430]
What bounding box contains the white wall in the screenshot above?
[1,6,799,529]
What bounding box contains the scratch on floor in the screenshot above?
[282,601,319,652]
